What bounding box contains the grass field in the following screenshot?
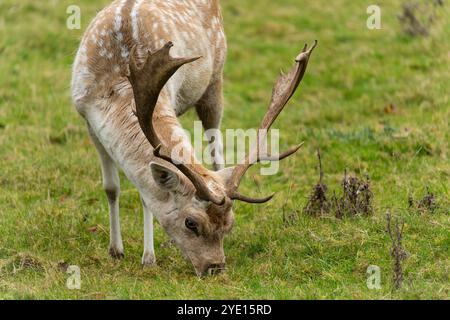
[0,0,449,299]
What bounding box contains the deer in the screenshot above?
[71,0,316,277]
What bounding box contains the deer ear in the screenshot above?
[216,166,236,184]
[150,162,181,191]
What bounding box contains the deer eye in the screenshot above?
[185,217,198,232]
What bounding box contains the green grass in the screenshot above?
[0,0,449,299]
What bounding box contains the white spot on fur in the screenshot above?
[114,0,127,32]
[131,0,144,42]
[121,46,129,59]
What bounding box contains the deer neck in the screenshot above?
[88,89,213,212]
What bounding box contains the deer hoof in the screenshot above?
[142,252,156,267]
[109,247,125,260]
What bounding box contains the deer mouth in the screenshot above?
[195,263,226,278]
[189,257,226,277]
[206,264,226,276]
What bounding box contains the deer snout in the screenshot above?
[195,261,226,277]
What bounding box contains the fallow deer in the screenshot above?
[71,0,316,276]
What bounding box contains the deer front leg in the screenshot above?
[195,77,225,171]
[88,126,124,259]
[141,197,156,267]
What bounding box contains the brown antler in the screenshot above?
[128,42,199,148]
[226,41,317,203]
[128,42,225,205]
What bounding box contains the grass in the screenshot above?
[0,0,449,299]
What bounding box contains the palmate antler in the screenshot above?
[128,42,225,205]
[226,41,318,203]
[128,40,317,206]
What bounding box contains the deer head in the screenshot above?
[128,41,317,276]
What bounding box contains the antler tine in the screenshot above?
[226,41,317,203]
[257,142,305,163]
[229,191,276,204]
[128,42,225,205]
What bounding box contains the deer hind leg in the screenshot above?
[195,77,225,171]
[141,197,156,267]
[87,125,124,259]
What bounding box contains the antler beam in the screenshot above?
[128,42,225,205]
[226,41,317,203]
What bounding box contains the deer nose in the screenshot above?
[206,263,226,276]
